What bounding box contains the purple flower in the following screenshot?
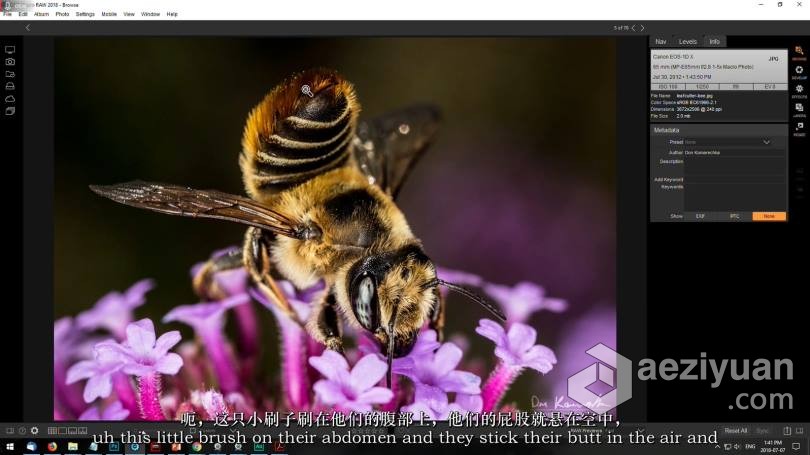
[401,386,482,420]
[163,294,248,392]
[65,345,125,403]
[309,351,393,412]
[191,389,228,419]
[476,319,556,373]
[78,400,129,421]
[267,280,325,321]
[190,247,257,361]
[76,279,155,339]
[95,319,183,377]
[213,269,249,296]
[163,294,248,333]
[483,281,567,325]
[476,319,557,412]
[252,285,314,410]
[54,317,100,417]
[392,331,481,395]
[54,317,76,364]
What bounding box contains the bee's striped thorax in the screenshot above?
[268,165,415,290]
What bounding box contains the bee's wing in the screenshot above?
[90,181,302,239]
[353,104,441,198]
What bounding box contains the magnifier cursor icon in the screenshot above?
[301,85,314,98]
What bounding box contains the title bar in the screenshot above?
[1,0,809,21]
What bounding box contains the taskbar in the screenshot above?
[1,422,808,454]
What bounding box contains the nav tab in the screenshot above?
[650,35,673,47]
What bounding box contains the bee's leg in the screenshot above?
[429,291,446,342]
[306,291,344,353]
[192,248,244,300]
[243,226,302,326]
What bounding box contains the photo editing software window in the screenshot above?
[2,2,809,454]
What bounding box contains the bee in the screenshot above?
[90,69,504,385]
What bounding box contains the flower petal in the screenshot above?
[410,330,441,357]
[525,357,555,374]
[200,390,228,418]
[454,393,483,412]
[512,282,545,309]
[525,344,557,364]
[542,297,568,313]
[214,269,248,296]
[475,319,507,346]
[154,352,183,375]
[94,340,132,360]
[313,379,348,405]
[126,319,157,356]
[414,383,448,411]
[436,370,481,395]
[356,387,394,405]
[221,293,250,310]
[101,401,130,420]
[83,373,113,402]
[66,360,97,384]
[350,354,388,392]
[154,331,182,357]
[54,317,73,344]
[121,362,153,377]
[431,343,463,377]
[309,351,349,381]
[507,323,537,355]
[124,279,155,308]
[78,407,101,421]
[523,344,556,373]
[391,356,416,377]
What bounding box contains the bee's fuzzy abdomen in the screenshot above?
[240,69,361,199]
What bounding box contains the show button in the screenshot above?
[752,212,787,221]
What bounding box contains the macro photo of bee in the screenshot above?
[54,39,615,421]
[90,69,505,385]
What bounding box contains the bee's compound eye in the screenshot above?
[359,276,374,304]
[353,275,378,330]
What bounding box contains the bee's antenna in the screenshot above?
[386,307,398,388]
[436,279,506,322]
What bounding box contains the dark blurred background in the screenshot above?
[55,37,616,405]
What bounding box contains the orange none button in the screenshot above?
[752,212,787,221]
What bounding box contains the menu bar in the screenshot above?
[1,0,809,21]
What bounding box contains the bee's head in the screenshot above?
[344,245,505,388]
[346,244,438,366]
